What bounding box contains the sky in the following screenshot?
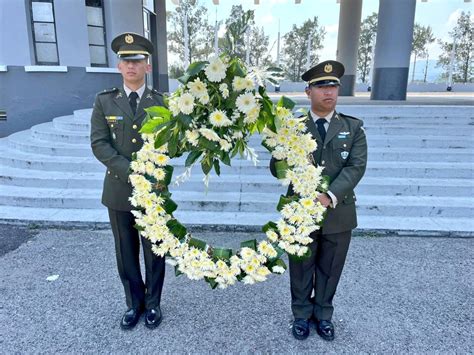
[165,0,473,66]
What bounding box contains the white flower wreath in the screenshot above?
[129,56,329,289]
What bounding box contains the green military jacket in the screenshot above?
[90,86,165,211]
[271,111,367,234]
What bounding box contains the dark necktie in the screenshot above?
[129,92,139,115]
[316,118,327,142]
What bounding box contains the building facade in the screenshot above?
[0,0,168,137]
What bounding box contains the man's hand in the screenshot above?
[317,193,332,208]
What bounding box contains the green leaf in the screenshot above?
[185,150,202,167]
[213,159,221,176]
[262,221,278,233]
[175,264,183,276]
[177,74,190,84]
[274,160,289,179]
[166,219,187,239]
[199,137,219,152]
[268,258,287,270]
[133,224,144,232]
[145,106,172,119]
[319,175,331,192]
[213,248,233,260]
[185,61,208,77]
[205,276,218,289]
[220,151,231,166]
[154,128,172,149]
[201,157,212,175]
[276,194,298,211]
[240,239,257,251]
[177,114,193,128]
[229,59,246,77]
[140,116,171,134]
[188,238,207,251]
[163,196,178,214]
[277,96,296,110]
[163,165,174,186]
[168,133,179,158]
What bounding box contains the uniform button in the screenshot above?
[110,124,114,128]
[132,124,138,130]
[343,144,347,147]
[107,170,111,175]
[321,160,325,165]
[115,175,118,179]
[323,145,326,149]
[132,138,137,143]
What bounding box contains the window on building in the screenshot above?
[31,0,59,65]
[86,0,108,67]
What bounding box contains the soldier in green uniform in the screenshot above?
[90,33,166,330]
[270,60,367,341]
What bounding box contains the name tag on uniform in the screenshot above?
[106,116,123,123]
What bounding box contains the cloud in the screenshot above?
[324,23,338,34]
[260,14,275,25]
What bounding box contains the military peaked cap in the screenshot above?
[302,60,345,87]
[111,32,154,60]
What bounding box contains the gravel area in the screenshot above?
[0,225,472,353]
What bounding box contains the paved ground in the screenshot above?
[0,223,472,353]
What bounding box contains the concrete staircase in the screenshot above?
[0,106,473,236]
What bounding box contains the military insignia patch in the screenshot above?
[324,63,333,73]
[125,34,134,44]
[106,116,123,123]
[146,93,153,100]
[341,151,349,159]
[115,92,123,99]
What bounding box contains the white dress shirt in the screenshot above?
[123,83,146,104]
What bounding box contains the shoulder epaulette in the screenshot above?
[150,88,164,97]
[98,87,119,95]
[337,112,361,121]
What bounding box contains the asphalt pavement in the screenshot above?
[0,224,472,353]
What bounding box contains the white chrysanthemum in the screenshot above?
[209,109,232,127]
[243,77,255,91]
[244,106,260,124]
[185,130,200,146]
[272,265,285,274]
[198,93,210,104]
[232,76,246,91]
[168,97,180,116]
[205,57,227,82]
[178,93,195,115]
[236,92,257,114]
[219,83,229,99]
[219,139,232,152]
[188,77,207,98]
[199,128,221,142]
[276,106,292,119]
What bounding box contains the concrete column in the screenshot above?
[0,0,34,65]
[103,0,143,68]
[54,1,90,66]
[371,0,416,100]
[153,0,169,92]
[336,0,362,96]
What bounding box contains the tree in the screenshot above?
[220,5,254,59]
[168,0,214,64]
[282,17,325,82]
[357,12,377,83]
[247,26,272,66]
[437,11,473,83]
[411,24,435,82]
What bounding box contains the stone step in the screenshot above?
[0,143,472,179]
[1,166,473,197]
[0,185,472,219]
[5,132,472,162]
[53,111,473,135]
[0,205,472,235]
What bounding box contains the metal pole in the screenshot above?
[306,34,311,70]
[447,37,456,91]
[214,7,219,56]
[183,9,189,68]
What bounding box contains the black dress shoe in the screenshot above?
[120,308,143,330]
[292,318,310,340]
[316,319,335,341]
[144,307,162,329]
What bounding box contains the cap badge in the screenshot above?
[125,34,134,44]
[324,64,333,73]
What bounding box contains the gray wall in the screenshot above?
[0,67,122,137]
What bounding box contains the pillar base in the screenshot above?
[371,67,409,100]
[339,74,355,96]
